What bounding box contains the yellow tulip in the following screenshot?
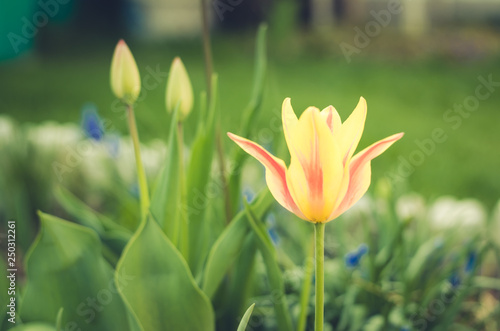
[165,57,194,121]
[110,39,141,104]
[228,97,404,223]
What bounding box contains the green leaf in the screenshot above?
[115,217,214,331]
[186,74,218,275]
[238,23,268,139]
[55,186,105,234]
[244,200,293,331]
[54,186,132,258]
[228,23,268,215]
[9,323,56,331]
[362,315,385,331]
[54,186,132,236]
[55,308,63,331]
[404,238,440,285]
[237,303,256,331]
[149,109,181,243]
[225,234,258,328]
[20,212,131,331]
[202,189,274,299]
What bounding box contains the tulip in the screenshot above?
[166,57,194,121]
[228,97,403,223]
[110,39,149,219]
[110,40,141,104]
[228,97,403,331]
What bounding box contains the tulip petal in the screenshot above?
[320,105,341,134]
[338,97,367,163]
[329,132,404,220]
[110,40,141,103]
[227,132,305,219]
[282,98,299,149]
[285,107,344,222]
[166,57,194,120]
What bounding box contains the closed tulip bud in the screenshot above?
[165,57,193,121]
[110,40,141,104]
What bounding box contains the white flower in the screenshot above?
[428,196,486,230]
[343,195,373,219]
[396,193,426,220]
[27,121,81,152]
[0,116,16,146]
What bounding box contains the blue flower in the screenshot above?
[465,251,477,274]
[345,252,361,268]
[266,214,279,245]
[357,243,368,256]
[81,103,104,141]
[345,244,369,268]
[242,187,255,203]
[448,272,461,288]
[268,227,279,245]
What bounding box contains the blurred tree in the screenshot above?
[74,0,125,37]
[333,0,346,22]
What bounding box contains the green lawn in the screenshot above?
[1,33,499,207]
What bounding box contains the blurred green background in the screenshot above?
[1,0,500,211]
[1,2,500,330]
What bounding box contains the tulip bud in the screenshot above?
[165,57,193,121]
[110,39,141,104]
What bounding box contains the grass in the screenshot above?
[1,30,499,207]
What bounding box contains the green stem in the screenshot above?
[200,0,213,97]
[177,121,189,259]
[215,126,232,223]
[126,104,150,221]
[315,222,325,331]
[297,234,315,331]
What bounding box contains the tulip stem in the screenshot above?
[215,126,232,223]
[126,104,150,221]
[177,121,189,260]
[315,222,325,331]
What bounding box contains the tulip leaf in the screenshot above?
[202,189,273,299]
[54,186,132,259]
[55,308,63,331]
[186,74,218,275]
[237,303,256,331]
[54,186,104,234]
[404,238,440,285]
[9,323,56,331]
[228,23,268,215]
[115,217,215,331]
[225,234,258,328]
[238,23,268,140]
[149,108,181,243]
[243,200,293,331]
[20,212,131,331]
[54,186,132,235]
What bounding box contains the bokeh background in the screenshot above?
[1,0,500,250]
[1,2,500,330]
